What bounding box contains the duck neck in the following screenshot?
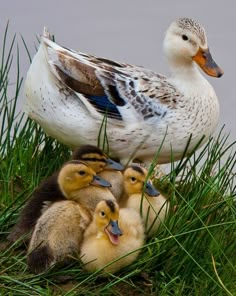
[168,59,213,98]
[169,59,204,83]
[61,188,83,201]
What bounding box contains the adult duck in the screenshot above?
[24,18,223,164]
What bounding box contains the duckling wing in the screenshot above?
[43,36,183,123]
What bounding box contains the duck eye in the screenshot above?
[131,177,136,182]
[78,170,85,176]
[100,211,105,217]
[182,34,188,41]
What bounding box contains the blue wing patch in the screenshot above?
[85,94,122,120]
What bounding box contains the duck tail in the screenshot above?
[42,26,54,41]
[27,244,54,274]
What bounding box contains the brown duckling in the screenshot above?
[7,145,122,245]
[28,200,90,274]
[80,199,145,275]
[27,161,111,273]
[121,165,168,238]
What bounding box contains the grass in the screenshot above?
[0,25,235,296]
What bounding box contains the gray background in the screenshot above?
[0,0,235,142]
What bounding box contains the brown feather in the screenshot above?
[7,172,65,244]
[55,51,105,96]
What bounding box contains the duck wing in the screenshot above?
[43,36,183,122]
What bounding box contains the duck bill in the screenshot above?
[105,158,124,171]
[144,181,160,196]
[91,175,111,187]
[105,220,123,245]
[192,47,224,78]
[109,220,123,236]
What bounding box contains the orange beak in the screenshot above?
[192,47,224,78]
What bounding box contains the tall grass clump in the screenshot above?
[0,24,70,239]
[0,25,235,296]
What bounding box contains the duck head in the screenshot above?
[72,145,124,173]
[163,18,223,78]
[58,160,111,198]
[123,165,159,197]
[95,200,122,245]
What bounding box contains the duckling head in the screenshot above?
[163,17,223,77]
[72,145,124,173]
[123,165,159,197]
[94,200,122,245]
[58,160,111,198]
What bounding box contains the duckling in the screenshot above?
[27,161,111,273]
[57,160,115,213]
[7,145,122,244]
[80,199,144,275]
[121,165,168,238]
[72,145,124,201]
[27,200,90,273]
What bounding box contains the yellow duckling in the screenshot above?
[80,199,144,275]
[72,145,124,201]
[57,160,115,211]
[121,165,168,238]
[7,145,122,244]
[27,160,112,273]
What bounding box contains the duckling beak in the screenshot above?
[144,181,160,196]
[105,220,123,245]
[106,158,124,171]
[91,175,111,187]
[109,220,123,236]
[192,47,224,78]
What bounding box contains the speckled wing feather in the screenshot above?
[44,37,183,122]
[95,66,182,121]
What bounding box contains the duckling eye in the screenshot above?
[182,34,188,41]
[100,211,106,217]
[131,177,136,182]
[78,170,86,176]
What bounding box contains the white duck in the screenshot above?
[24,18,223,165]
